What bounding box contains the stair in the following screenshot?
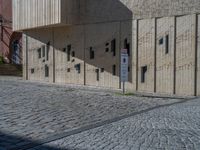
[0,64,22,76]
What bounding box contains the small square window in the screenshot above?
[31,68,34,74]
[63,48,66,52]
[75,64,81,74]
[67,68,70,72]
[159,38,164,45]
[72,51,75,57]
[101,68,104,73]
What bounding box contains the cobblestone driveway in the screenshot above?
[0,77,199,150]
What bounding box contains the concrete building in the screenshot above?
[13,0,200,96]
[0,0,22,64]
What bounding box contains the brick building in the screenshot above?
[13,0,200,96]
[0,0,22,64]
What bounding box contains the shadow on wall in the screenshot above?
[25,0,133,87]
[0,131,82,150]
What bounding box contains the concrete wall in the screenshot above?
[176,15,196,96]
[197,15,200,96]
[156,17,175,94]
[24,28,54,82]
[13,0,200,31]
[23,13,200,96]
[18,0,200,96]
[137,19,155,93]
[13,0,62,31]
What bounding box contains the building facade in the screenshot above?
[13,0,200,96]
[0,0,22,64]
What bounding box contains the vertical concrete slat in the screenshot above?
[136,19,139,91]
[154,18,157,93]
[26,34,28,80]
[119,21,122,89]
[194,14,198,96]
[173,16,177,95]
[52,28,55,83]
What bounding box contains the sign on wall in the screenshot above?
[121,49,128,82]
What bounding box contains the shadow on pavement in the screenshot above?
[0,131,83,150]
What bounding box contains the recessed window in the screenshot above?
[72,51,75,57]
[90,47,95,59]
[112,65,116,76]
[63,48,66,52]
[159,38,164,45]
[46,43,50,61]
[95,69,100,81]
[111,39,116,56]
[67,45,71,62]
[165,35,169,54]
[31,68,34,74]
[42,45,45,57]
[141,66,147,83]
[75,64,81,74]
[45,65,49,77]
[105,43,109,52]
[38,48,41,58]
[67,68,70,72]
[101,68,104,73]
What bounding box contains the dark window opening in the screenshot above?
[95,69,100,81]
[31,68,34,74]
[72,51,75,57]
[141,66,147,83]
[112,65,116,76]
[90,47,95,59]
[45,65,49,77]
[111,39,116,56]
[75,64,81,74]
[159,38,164,45]
[46,45,50,61]
[105,43,109,52]
[124,38,130,56]
[165,35,169,54]
[67,68,70,72]
[63,48,66,52]
[101,68,104,73]
[67,45,71,61]
[128,66,130,72]
[42,45,45,57]
[38,48,41,58]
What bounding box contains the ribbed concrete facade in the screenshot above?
[14,0,200,96]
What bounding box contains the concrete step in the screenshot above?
[0,64,22,76]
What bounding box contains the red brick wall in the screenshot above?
[0,0,22,63]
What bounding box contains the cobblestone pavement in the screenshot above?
[31,97,200,150]
[0,77,198,150]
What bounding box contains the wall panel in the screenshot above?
[138,19,155,93]
[156,17,174,94]
[176,15,196,96]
